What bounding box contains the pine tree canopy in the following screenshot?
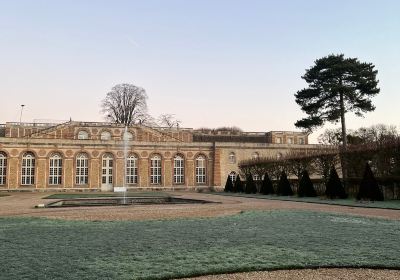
[295,54,379,132]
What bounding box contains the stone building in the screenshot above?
[0,121,311,191]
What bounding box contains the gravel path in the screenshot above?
[0,191,399,221]
[177,268,400,280]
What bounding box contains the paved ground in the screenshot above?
[1,191,399,279]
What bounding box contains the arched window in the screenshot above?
[49,153,62,185]
[75,153,89,185]
[100,131,111,140]
[124,131,134,141]
[173,155,185,184]
[229,152,236,164]
[0,152,7,185]
[252,152,259,159]
[150,155,162,184]
[195,155,206,184]
[102,153,113,185]
[229,171,236,183]
[21,152,35,185]
[77,130,89,140]
[126,154,138,184]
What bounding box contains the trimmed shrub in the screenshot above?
[260,172,274,195]
[224,175,233,192]
[325,167,347,199]
[357,163,384,201]
[234,175,244,193]
[276,171,293,196]
[245,174,257,194]
[298,170,317,197]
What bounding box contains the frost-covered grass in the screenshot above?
[215,192,400,210]
[1,210,400,280]
[43,192,170,199]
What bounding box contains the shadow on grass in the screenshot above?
[212,192,400,210]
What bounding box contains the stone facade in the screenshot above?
[0,121,312,190]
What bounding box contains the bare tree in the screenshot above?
[101,83,149,125]
[157,114,181,128]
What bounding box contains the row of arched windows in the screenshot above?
[0,152,207,186]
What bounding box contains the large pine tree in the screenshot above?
[295,54,379,149]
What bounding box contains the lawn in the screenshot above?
[214,192,400,210]
[1,210,399,280]
[43,192,170,199]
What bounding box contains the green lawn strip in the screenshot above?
[43,192,170,199]
[213,192,400,210]
[1,210,399,280]
[0,193,10,197]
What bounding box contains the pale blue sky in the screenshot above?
[1,0,399,142]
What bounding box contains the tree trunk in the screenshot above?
[339,92,347,148]
[339,92,348,186]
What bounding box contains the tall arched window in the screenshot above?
[75,153,89,185]
[0,152,7,185]
[150,155,162,184]
[102,153,113,186]
[49,153,62,185]
[229,152,236,164]
[229,171,236,183]
[77,130,89,140]
[195,155,206,184]
[252,152,259,159]
[124,131,134,141]
[100,131,111,140]
[21,152,35,185]
[173,155,185,184]
[126,154,138,184]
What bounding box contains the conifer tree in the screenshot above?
[245,174,257,194]
[357,163,384,201]
[224,175,233,192]
[298,170,317,197]
[234,175,244,193]
[260,172,274,195]
[276,171,293,196]
[325,167,348,199]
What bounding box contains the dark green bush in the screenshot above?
[224,175,233,192]
[325,167,347,199]
[298,170,317,197]
[245,174,257,194]
[357,163,384,201]
[276,171,293,196]
[260,172,274,195]
[234,175,244,193]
